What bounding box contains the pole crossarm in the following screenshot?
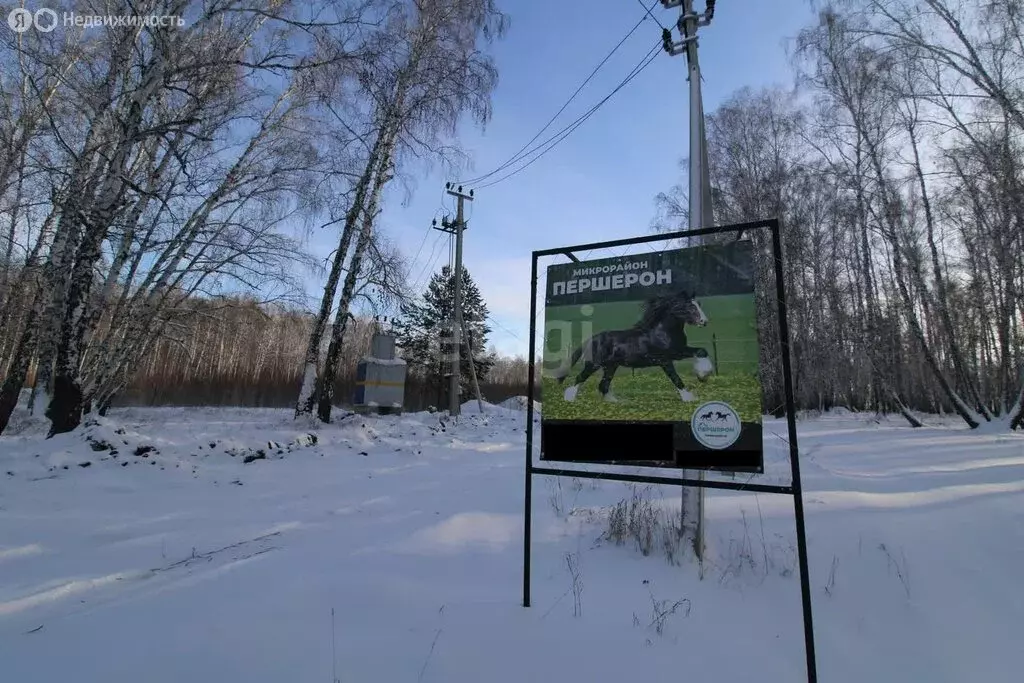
[445,184,475,204]
[660,0,715,55]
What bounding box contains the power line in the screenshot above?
[407,228,432,276]
[406,186,454,295]
[487,315,525,342]
[458,1,663,186]
[636,0,668,29]
[475,41,662,190]
[409,232,446,296]
[476,41,661,189]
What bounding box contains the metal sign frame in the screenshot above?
[521,218,818,683]
[537,233,764,472]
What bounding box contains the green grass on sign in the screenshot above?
[541,293,762,423]
[541,367,762,424]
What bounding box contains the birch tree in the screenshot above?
[0,0,378,436]
[839,0,1024,427]
[297,0,506,422]
[649,3,1023,429]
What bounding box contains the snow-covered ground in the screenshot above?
[1,400,1022,682]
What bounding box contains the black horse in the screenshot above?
[550,291,713,403]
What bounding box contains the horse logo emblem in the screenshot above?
[691,401,741,449]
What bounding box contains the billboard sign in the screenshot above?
[540,240,763,471]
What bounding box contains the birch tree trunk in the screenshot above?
[316,142,396,422]
[294,134,385,418]
[46,43,167,435]
[0,294,43,434]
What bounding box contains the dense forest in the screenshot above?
[654,0,1023,429]
[0,0,514,436]
[1,0,1020,436]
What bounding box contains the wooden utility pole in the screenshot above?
[433,182,474,417]
[465,329,484,414]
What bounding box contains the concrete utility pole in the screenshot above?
[661,0,716,235]
[434,183,474,417]
[661,0,717,563]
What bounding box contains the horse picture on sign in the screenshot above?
[539,240,763,471]
[549,290,714,404]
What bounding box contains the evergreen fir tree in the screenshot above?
[395,266,495,404]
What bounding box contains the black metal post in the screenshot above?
[523,253,539,608]
[531,466,793,494]
[771,219,819,683]
[521,220,818,682]
[712,333,719,376]
[532,218,775,258]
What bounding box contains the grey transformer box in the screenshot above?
[353,331,407,415]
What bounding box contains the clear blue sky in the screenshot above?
[307,0,817,358]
